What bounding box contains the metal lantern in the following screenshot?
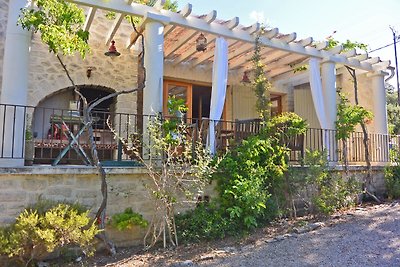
[104,40,121,57]
[195,33,207,52]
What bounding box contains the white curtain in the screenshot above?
[309,58,328,129]
[207,37,228,154]
[309,58,331,157]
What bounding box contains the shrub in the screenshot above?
[385,166,400,199]
[108,208,148,231]
[385,150,400,199]
[313,173,360,214]
[175,113,308,243]
[0,201,99,266]
[214,134,288,230]
[175,204,233,243]
[176,132,289,243]
[303,150,360,214]
[270,112,308,137]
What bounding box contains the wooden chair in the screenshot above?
[286,133,305,161]
[234,118,262,143]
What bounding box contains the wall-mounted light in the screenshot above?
[104,40,121,57]
[195,33,207,52]
[86,66,96,79]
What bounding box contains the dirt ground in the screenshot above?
[60,201,400,267]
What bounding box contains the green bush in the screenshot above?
[215,134,288,229]
[108,208,148,231]
[176,132,289,243]
[385,166,400,199]
[270,112,308,137]
[313,173,360,214]
[175,113,308,243]
[175,204,233,243]
[385,150,400,199]
[304,150,360,214]
[0,201,99,266]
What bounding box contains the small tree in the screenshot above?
[335,90,372,172]
[112,99,214,248]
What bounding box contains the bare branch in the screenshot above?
[87,85,144,113]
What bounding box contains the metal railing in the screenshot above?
[0,103,394,166]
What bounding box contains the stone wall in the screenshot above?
[292,166,387,215]
[27,37,139,115]
[14,5,139,114]
[337,70,377,133]
[0,166,216,247]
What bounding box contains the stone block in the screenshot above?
[0,179,19,189]
[46,187,72,198]
[0,216,17,225]
[21,178,48,191]
[74,189,98,199]
[26,192,42,205]
[75,177,97,188]
[0,191,27,203]
[47,176,64,186]
[63,177,76,186]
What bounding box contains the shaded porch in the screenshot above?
[0,104,392,166]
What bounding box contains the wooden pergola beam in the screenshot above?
[69,0,378,72]
[277,32,297,43]
[84,7,97,31]
[165,10,218,57]
[105,0,134,46]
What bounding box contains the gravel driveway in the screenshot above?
[198,202,400,267]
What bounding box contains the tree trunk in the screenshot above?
[56,54,117,254]
[345,66,380,203]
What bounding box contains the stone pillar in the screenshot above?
[370,71,389,162]
[370,72,388,135]
[141,13,169,157]
[143,13,169,116]
[0,0,31,167]
[321,60,337,162]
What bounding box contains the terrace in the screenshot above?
[0,103,392,167]
[0,0,393,169]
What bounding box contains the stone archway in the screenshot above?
[32,85,116,139]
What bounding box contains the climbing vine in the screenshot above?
[291,38,368,73]
[326,38,368,52]
[252,28,272,120]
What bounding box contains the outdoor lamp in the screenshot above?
[105,40,121,57]
[196,33,207,52]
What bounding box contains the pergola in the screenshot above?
[75,0,389,74]
[0,0,391,166]
[67,0,390,133]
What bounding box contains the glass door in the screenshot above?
[163,81,192,118]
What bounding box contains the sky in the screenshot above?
[177,0,400,88]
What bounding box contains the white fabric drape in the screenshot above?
[309,58,328,129]
[309,58,331,156]
[207,37,228,154]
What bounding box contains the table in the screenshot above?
[50,114,97,166]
